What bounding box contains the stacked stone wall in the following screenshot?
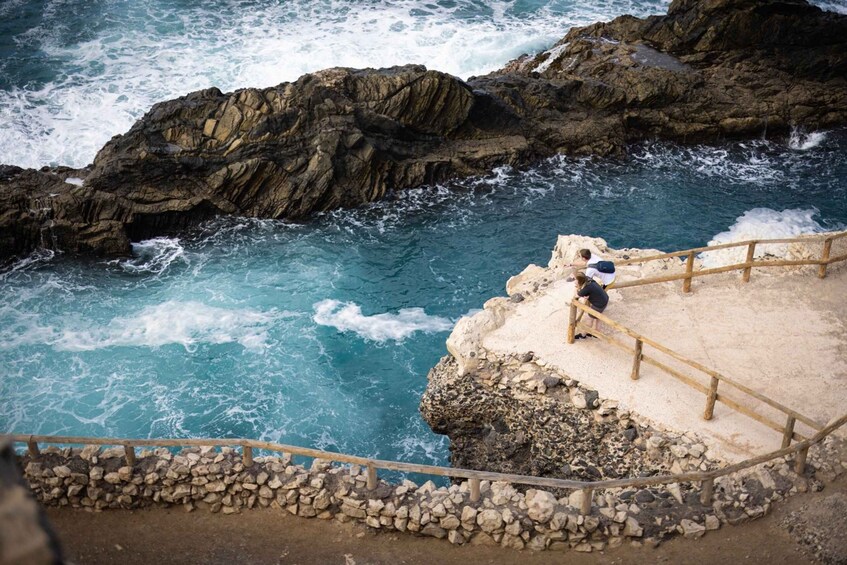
[18,437,846,553]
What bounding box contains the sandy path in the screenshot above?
[484,269,847,461]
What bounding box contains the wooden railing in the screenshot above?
[8,413,847,516]
[612,230,847,292]
[567,300,823,447]
[9,234,847,518]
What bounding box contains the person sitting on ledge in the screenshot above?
[574,271,608,339]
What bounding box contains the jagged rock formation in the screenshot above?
[420,356,657,481]
[2,0,846,259]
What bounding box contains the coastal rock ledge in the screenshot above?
[2,0,847,259]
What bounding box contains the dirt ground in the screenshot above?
[45,474,847,565]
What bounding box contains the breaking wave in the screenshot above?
[313,299,453,342]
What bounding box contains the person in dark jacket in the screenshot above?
[574,271,608,338]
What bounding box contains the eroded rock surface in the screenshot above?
[3,0,847,259]
[420,356,654,481]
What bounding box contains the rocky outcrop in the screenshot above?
[0,67,531,259]
[2,0,847,259]
[489,0,847,143]
[421,356,654,480]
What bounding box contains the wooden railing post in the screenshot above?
[682,253,695,293]
[742,242,757,282]
[567,300,577,344]
[819,238,833,278]
[366,464,377,490]
[700,478,714,506]
[242,445,253,467]
[27,437,40,457]
[630,339,643,380]
[781,416,796,448]
[703,377,719,420]
[795,445,809,475]
[580,488,593,515]
[469,478,481,502]
[124,444,136,467]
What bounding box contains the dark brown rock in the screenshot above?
[419,356,653,481]
[2,0,846,260]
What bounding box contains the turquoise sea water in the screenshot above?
[1,1,847,467]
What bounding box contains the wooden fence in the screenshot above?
[566,301,822,449]
[611,230,847,292]
[9,233,847,518]
[8,412,847,516]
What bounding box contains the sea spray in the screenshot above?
[701,208,834,268]
[313,299,453,342]
[0,0,671,169]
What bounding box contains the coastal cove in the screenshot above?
[4,0,847,558]
[3,133,847,468]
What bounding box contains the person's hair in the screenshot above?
[575,272,588,286]
[578,249,591,261]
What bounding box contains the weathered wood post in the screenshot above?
[27,437,39,457]
[580,488,593,515]
[567,301,577,344]
[366,464,377,490]
[124,444,136,467]
[242,445,253,467]
[781,416,796,449]
[469,478,481,502]
[795,446,809,475]
[700,478,714,506]
[703,377,719,420]
[742,242,757,282]
[630,339,643,380]
[682,253,695,293]
[819,238,833,278]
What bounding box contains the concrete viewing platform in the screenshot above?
[480,238,847,463]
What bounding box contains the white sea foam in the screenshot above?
[789,129,827,151]
[0,0,670,169]
[64,177,84,186]
[812,0,847,14]
[633,142,787,185]
[1,301,279,352]
[0,249,56,280]
[116,237,187,275]
[534,42,570,73]
[701,207,831,268]
[313,299,453,342]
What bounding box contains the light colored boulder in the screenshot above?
[477,509,504,533]
[526,489,557,523]
[681,519,706,538]
[446,299,508,376]
[52,466,72,478]
[461,506,477,524]
[506,264,547,297]
[623,517,643,537]
[440,515,460,530]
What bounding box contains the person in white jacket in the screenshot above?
[570,248,616,289]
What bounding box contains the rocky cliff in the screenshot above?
[2,0,846,259]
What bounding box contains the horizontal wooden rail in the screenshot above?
[571,300,821,434]
[8,411,847,500]
[615,230,847,266]
[583,325,807,443]
[610,230,847,291]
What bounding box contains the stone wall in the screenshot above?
[18,436,846,553]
